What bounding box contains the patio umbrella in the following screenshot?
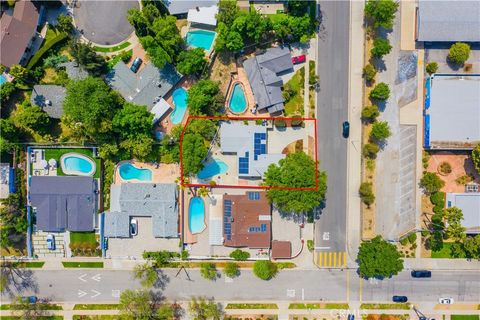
[40,159,48,169]
[48,159,57,168]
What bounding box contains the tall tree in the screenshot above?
[133,262,159,288]
[187,80,223,116]
[120,134,154,161]
[472,144,480,174]
[357,235,404,279]
[364,0,399,29]
[69,40,106,75]
[188,297,223,320]
[0,118,20,154]
[113,102,153,139]
[217,0,239,25]
[181,133,208,175]
[118,289,155,320]
[150,15,184,60]
[56,13,74,34]
[264,152,327,213]
[11,101,50,134]
[140,35,171,69]
[177,48,207,76]
[443,207,466,241]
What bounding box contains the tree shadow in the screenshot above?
[1,261,39,298]
[370,56,387,73]
[153,269,170,290]
[445,57,463,71]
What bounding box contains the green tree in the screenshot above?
[140,35,171,69]
[143,250,179,267]
[119,289,154,320]
[181,133,208,175]
[253,260,278,280]
[188,80,223,116]
[472,144,480,174]
[223,262,239,278]
[229,249,250,261]
[363,143,380,159]
[361,105,380,122]
[448,42,471,65]
[9,64,29,83]
[357,235,403,279]
[0,82,16,104]
[185,119,218,141]
[177,48,207,75]
[370,121,391,141]
[364,0,399,29]
[462,235,480,259]
[232,10,271,42]
[443,207,466,241]
[157,303,177,319]
[113,102,153,139]
[0,118,20,154]
[363,64,377,82]
[420,172,445,195]
[69,40,106,76]
[369,82,390,100]
[264,152,327,213]
[12,102,50,134]
[128,8,149,37]
[150,15,184,60]
[63,76,120,142]
[188,297,223,320]
[214,23,244,52]
[133,263,158,288]
[217,0,240,25]
[56,13,74,34]
[120,134,154,160]
[359,182,375,206]
[426,62,438,74]
[200,263,218,281]
[371,37,392,57]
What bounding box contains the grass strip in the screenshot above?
[225,303,278,309]
[94,42,131,53]
[5,261,45,268]
[0,304,62,310]
[73,316,120,320]
[360,303,410,310]
[0,316,63,319]
[62,262,104,268]
[73,304,119,310]
[451,316,480,320]
[27,32,68,69]
[288,303,321,309]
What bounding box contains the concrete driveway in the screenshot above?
[73,0,138,45]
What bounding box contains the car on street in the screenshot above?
[392,295,408,303]
[130,57,142,73]
[292,55,306,65]
[46,234,55,250]
[347,315,355,320]
[439,297,454,304]
[342,121,350,138]
[411,270,432,278]
[130,219,138,236]
[20,296,38,304]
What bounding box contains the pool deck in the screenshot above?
[113,160,179,185]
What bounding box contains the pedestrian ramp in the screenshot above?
[315,251,347,268]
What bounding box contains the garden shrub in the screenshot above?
[429,192,445,208]
[229,249,250,261]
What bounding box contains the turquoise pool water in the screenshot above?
[170,88,188,125]
[189,197,206,234]
[119,163,152,181]
[197,159,228,180]
[229,83,247,113]
[0,75,6,85]
[63,156,93,175]
[186,30,216,51]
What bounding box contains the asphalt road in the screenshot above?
[3,269,479,303]
[315,1,350,257]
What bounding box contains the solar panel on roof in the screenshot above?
[261,223,267,232]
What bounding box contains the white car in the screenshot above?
[46,234,55,250]
[130,219,138,236]
[438,297,454,304]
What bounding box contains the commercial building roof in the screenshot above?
[187,5,218,26]
[426,75,480,150]
[31,85,66,119]
[446,192,480,234]
[103,183,178,238]
[271,240,292,259]
[220,122,285,178]
[105,62,181,111]
[223,192,271,248]
[0,0,39,67]
[243,47,293,113]
[417,0,480,42]
[163,0,219,15]
[30,176,97,232]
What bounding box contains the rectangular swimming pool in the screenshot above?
[186,30,216,51]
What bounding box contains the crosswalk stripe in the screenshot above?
[343,252,347,267]
[328,252,332,267]
[316,251,347,267]
[333,252,337,266]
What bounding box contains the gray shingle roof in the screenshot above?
[58,61,88,80]
[243,47,293,113]
[31,85,66,119]
[103,183,178,238]
[417,0,480,42]
[105,62,181,110]
[163,0,219,15]
[446,193,480,234]
[30,176,97,232]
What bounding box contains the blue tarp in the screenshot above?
[425,77,431,110]
[8,168,15,193]
[424,114,430,148]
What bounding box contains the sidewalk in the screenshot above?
[404,258,480,271]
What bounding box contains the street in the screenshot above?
[3,269,479,304]
[315,0,350,265]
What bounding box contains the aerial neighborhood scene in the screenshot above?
[0,0,479,319]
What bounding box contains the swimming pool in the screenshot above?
[0,75,6,85]
[60,153,96,176]
[170,87,188,125]
[229,83,247,113]
[186,30,216,51]
[197,159,229,180]
[188,196,206,234]
[119,163,152,181]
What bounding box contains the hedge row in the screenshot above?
[26,32,68,69]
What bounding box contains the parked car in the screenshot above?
[292,55,306,65]
[130,57,143,73]
[342,121,350,138]
[411,270,432,278]
[130,219,138,236]
[347,314,355,320]
[20,296,38,304]
[392,295,408,303]
[438,297,454,304]
[46,234,55,250]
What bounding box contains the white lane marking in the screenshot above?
[91,289,101,298]
[302,288,305,300]
[78,290,87,298]
[225,277,233,283]
[78,274,87,282]
[91,274,101,282]
[287,289,295,298]
[112,290,120,298]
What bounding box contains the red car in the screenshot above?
[292,55,306,64]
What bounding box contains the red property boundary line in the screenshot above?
[179,115,318,191]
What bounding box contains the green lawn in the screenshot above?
[451,316,480,320]
[73,304,119,310]
[12,261,45,268]
[26,26,68,69]
[43,148,101,179]
[0,316,63,319]
[62,262,104,268]
[70,232,97,245]
[94,42,131,53]
[73,316,119,320]
[431,242,454,258]
[267,12,287,24]
[289,303,321,309]
[225,303,278,309]
[284,67,305,116]
[0,304,62,310]
[360,303,410,310]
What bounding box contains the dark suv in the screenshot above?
[392,295,408,303]
[411,270,432,278]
